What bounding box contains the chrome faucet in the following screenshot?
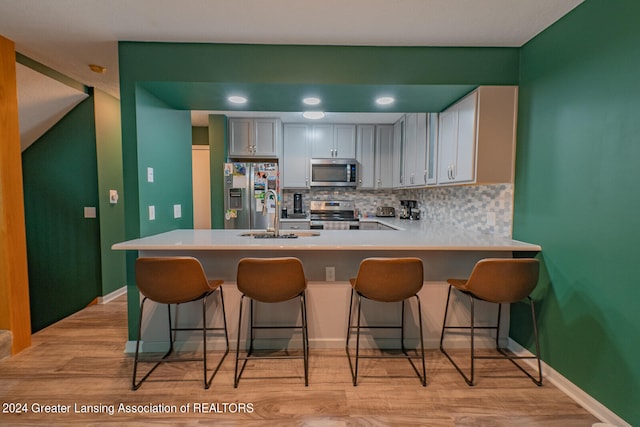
[264,189,280,237]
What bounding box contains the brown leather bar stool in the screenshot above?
[132,257,229,390]
[346,257,426,386]
[440,258,542,386]
[234,257,309,387]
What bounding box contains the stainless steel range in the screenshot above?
[309,200,359,230]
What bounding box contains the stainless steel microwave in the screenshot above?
[310,158,358,187]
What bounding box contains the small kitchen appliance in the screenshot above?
[375,206,396,217]
[399,200,419,220]
[293,193,303,214]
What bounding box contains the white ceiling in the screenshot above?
[0,0,584,100]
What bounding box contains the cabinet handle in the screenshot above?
[424,170,427,182]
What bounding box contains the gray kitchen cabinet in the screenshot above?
[280,220,310,230]
[426,113,438,185]
[438,86,517,185]
[334,124,357,158]
[356,125,375,189]
[229,118,280,158]
[392,117,405,188]
[310,124,334,158]
[282,124,310,188]
[438,92,476,184]
[375,125,394,189]
[310,124,356,158]
[403,113,429,187]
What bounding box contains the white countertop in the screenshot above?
[112,220,540,252]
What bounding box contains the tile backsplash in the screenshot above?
[283,184,513,237]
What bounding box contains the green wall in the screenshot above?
[134,86,193,236]
[123,86,194,336]
[94,89,126,295]
[512,0,640,424]
[22,96,101,332]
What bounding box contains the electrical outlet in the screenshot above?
[173,204,182,218]
[325,266,335,282]
[149,205,155,220]
[487,212,496,226]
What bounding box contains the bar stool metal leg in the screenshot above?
[132,298,176,390]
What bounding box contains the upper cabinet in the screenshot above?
[392,117,405,188]
[403,113,430,187]
[310,124,356,158]
[282,124,310,188]
[375,125,394,189]
[356,125,375,189]
[228,118,281,158]
[437,86,518,185]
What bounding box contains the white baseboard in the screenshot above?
[508,338,630,427]
[98,286,127,304]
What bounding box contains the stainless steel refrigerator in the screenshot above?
[223,162,279,230]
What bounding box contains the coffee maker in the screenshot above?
[293,193,303,214]
[399,200,419,220]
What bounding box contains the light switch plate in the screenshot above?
[147,167,154,183]
[487,212,496,226]
[173,204,182,218]
[84,207,97,218]
[109,189,118,204]
[149,205,155,220]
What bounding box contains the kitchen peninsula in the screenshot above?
[113,221,540,352]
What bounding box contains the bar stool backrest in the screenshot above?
[464,258,540,303]
[135,257,212,304]
[237,257,307,303]
[353,257,424,302]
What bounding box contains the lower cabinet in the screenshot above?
[280,220,310,230]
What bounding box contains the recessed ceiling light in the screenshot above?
[303,97,321,106]
[303,111,325,120]
[228,96,247,104]
[375,96,395,105]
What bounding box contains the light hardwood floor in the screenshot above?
[0,295,598,426]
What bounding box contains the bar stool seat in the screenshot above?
[440,258,542,386]
[234,257,309,387]
[132,256,229,390]
[346,257,426,386]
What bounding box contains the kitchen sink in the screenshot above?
[239,231,320,238]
